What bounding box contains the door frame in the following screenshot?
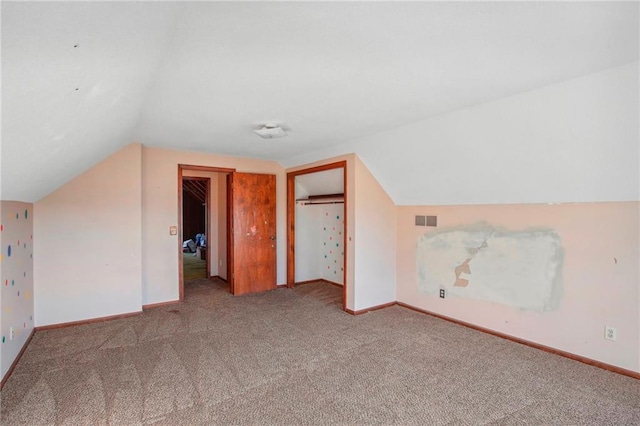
[178,164,235,300]
[286,161,348,311]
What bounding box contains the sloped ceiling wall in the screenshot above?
[1,2,181,202]
[2,2,638,203]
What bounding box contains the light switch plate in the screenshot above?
[169,226,178,236]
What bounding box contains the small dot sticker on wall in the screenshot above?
[2,336,4,343]
[7,245,12,257]
[25,209,28,219]
[0,224,3,231]
[11,280,15,286]
[15,213,19,219]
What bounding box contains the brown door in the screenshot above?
[228,172,277,295]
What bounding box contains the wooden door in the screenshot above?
[228,172,277,295]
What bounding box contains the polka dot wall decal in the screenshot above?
[7,245,11,257]
[337,215,340,219]
[11,280,15,286]
[15,213,19,219]
[0,224,3,231]
[2,336,4,343]
[330,237,332,240]
[336,243,339,247]
[25,209,28,219]
[26,291,31,300]
[24,272,26,277]
[17,291,20,296]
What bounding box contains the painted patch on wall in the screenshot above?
[417,223,563,311]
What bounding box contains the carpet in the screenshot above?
[1,279,639,425]
[183,252,206,280]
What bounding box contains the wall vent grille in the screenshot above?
[415,215,437,227]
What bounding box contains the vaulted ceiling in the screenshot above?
[2,2,638,202]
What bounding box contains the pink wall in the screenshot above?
[34,143,143,326]
[353,156,396,310]
[142,146,285,305]
[0,201,34,381]
[396,202,640,372]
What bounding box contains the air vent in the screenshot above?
[415,215,437,227]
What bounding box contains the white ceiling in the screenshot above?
[2,2,638,202]
[295,168,344,199]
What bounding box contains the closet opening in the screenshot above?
[287,161,347,311]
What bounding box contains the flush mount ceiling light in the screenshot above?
[253,123,287,139]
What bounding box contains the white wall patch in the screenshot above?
[417,224,563,311]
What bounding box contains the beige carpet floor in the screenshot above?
[1,279,639,425]
[183,252,207,280]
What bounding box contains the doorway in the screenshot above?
[178,165,234,300]
[287,161,347,311]
[178,165,278,300]
[181,177,209,281]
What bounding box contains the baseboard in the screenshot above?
[277,284,287,288]
[395,301,640,381]
[35,311,142,331]
[346,301,397,316]
[295,278,343,288]
[0,328,36,390]
[320,279,343,288]
[210,275,228,283]
[142,300,181,310]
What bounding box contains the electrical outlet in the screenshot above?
[10,327,14,341]
[605,326,616,341]
[439,289,445,299]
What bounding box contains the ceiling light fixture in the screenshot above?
[253,123,287,139]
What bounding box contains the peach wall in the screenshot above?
[0,201,34,382]
[396,202,640,372]
[34,144,143,326]
[142,146,285,305]
[353,156,396,310]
